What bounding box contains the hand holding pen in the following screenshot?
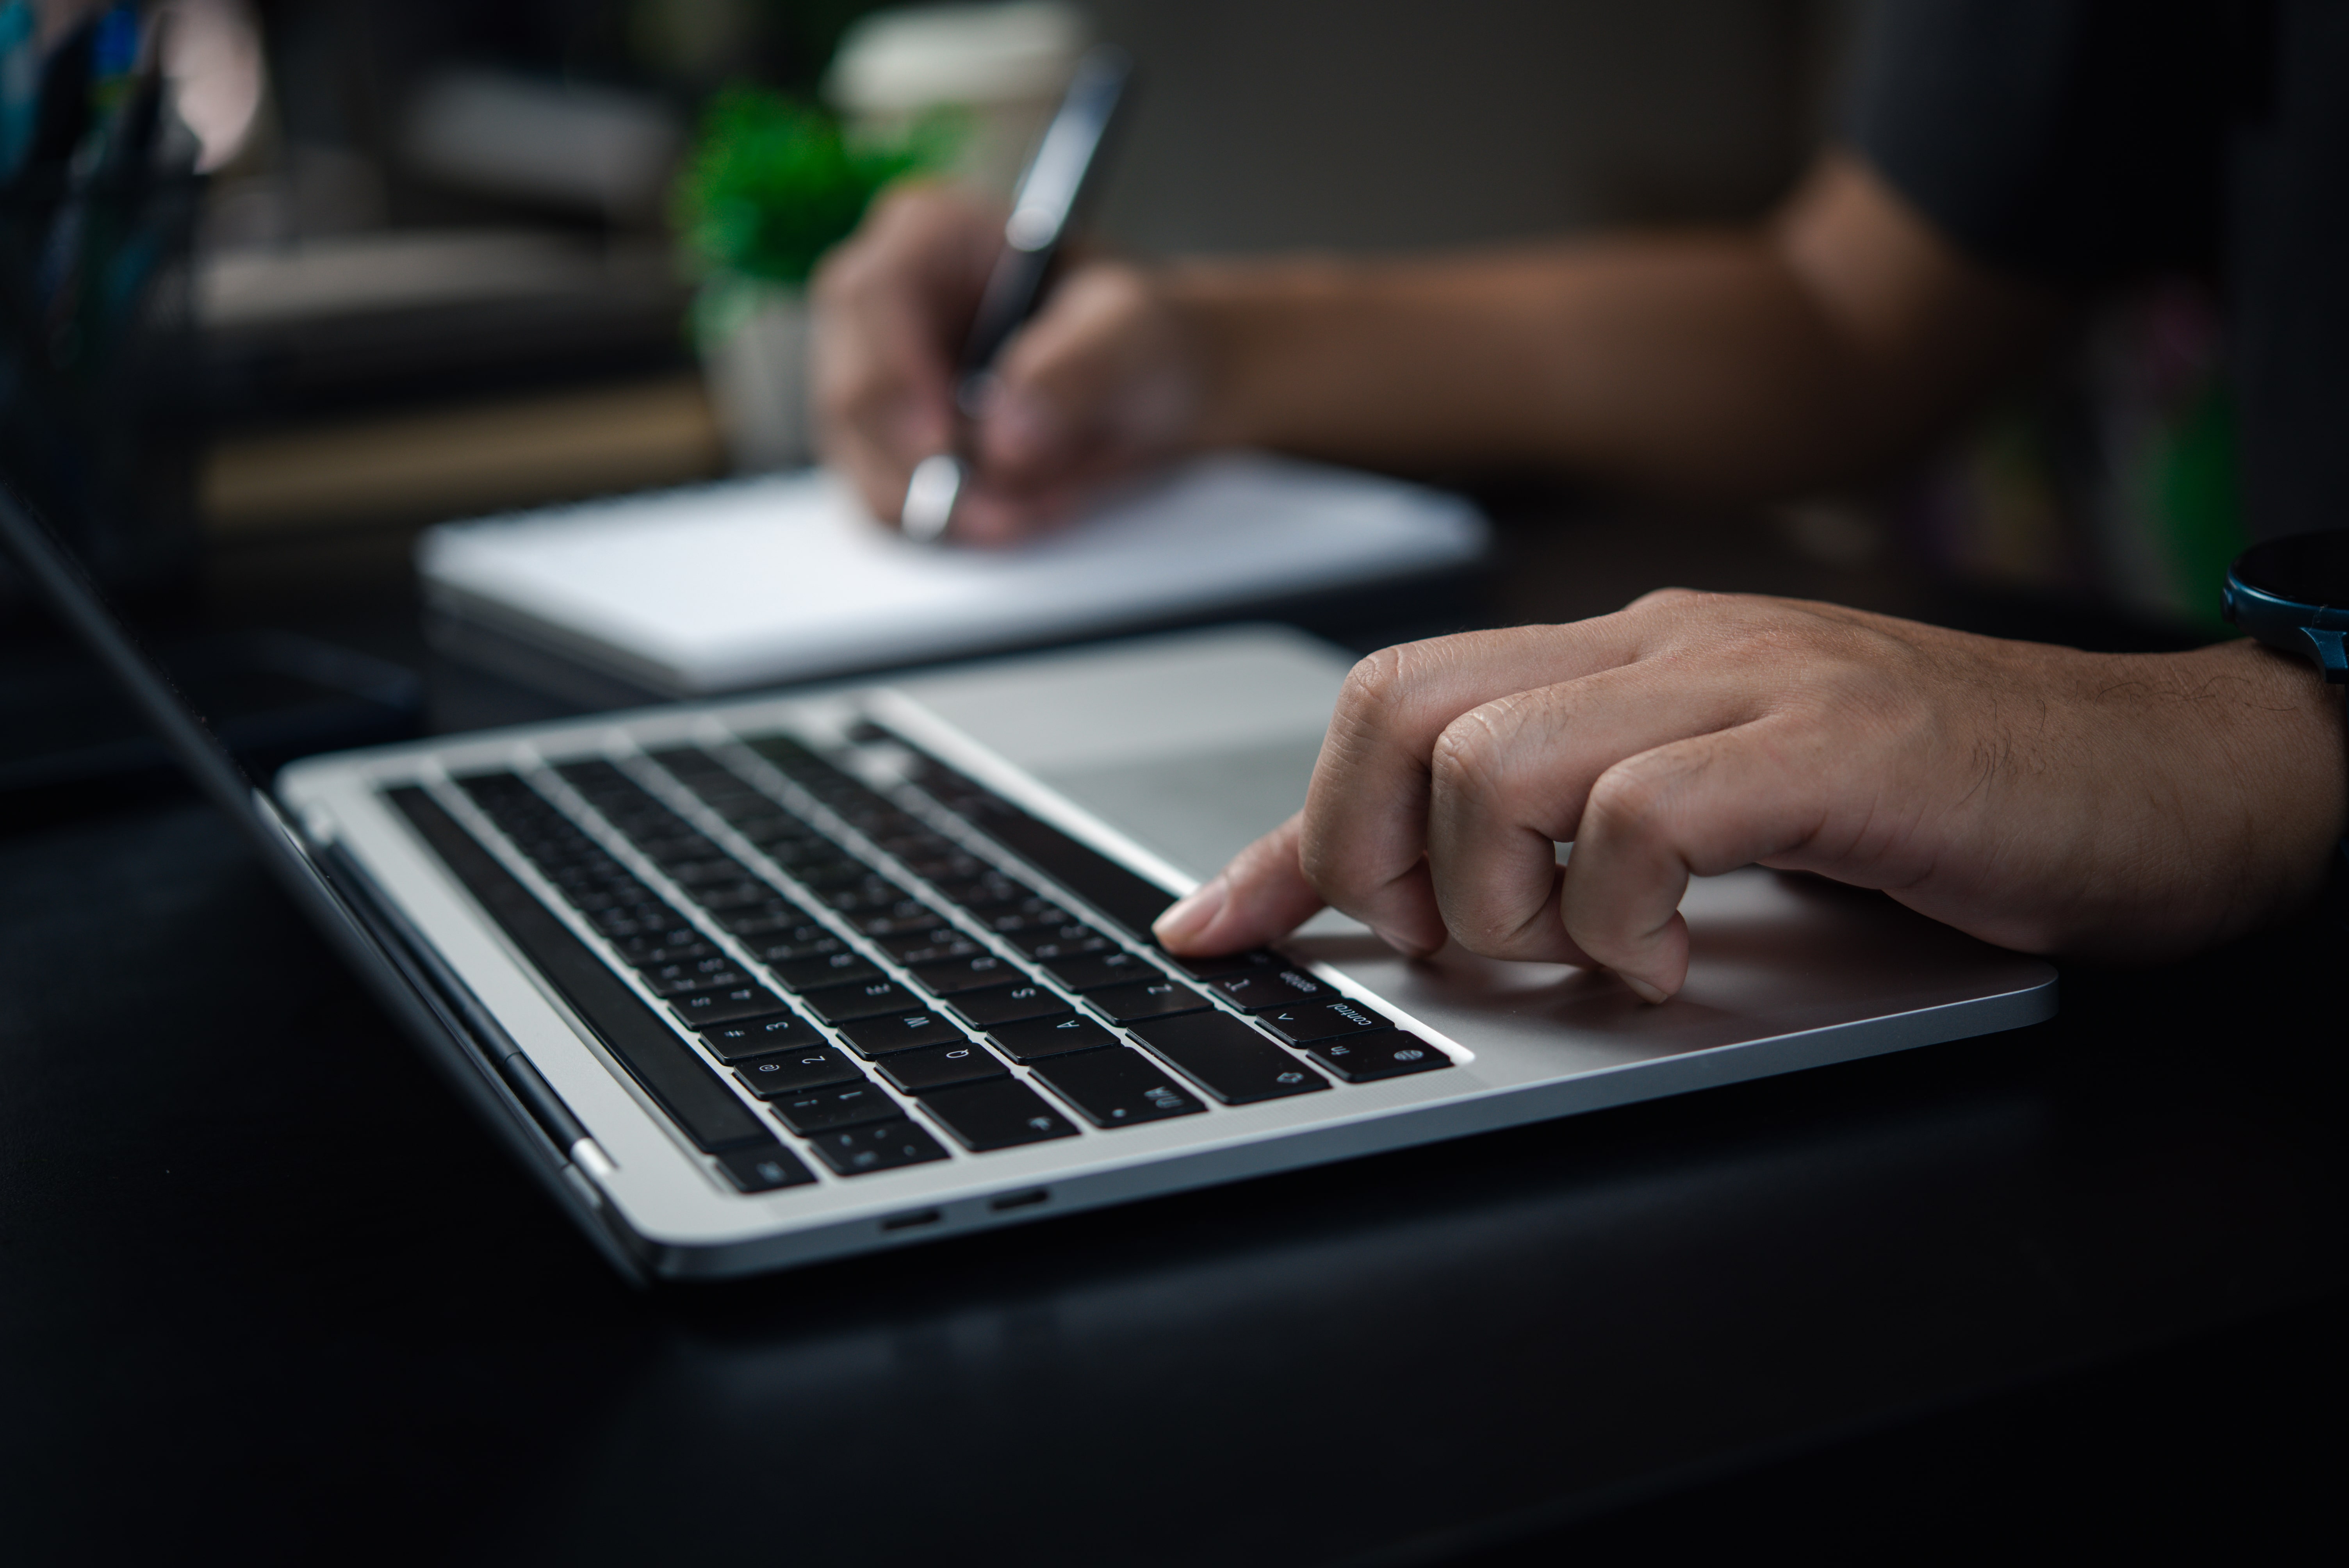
[814,45,1210,547]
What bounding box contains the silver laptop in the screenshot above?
[4,487,2055,1284]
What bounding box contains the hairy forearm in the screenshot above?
[1164,155,2061,503]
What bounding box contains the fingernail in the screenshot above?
[1371,924,1438,959]
[1153,875,1228,948]
[1619,972,1670,1005]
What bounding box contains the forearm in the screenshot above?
[1164,155,2061,503]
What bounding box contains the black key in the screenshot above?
[932,872,1031,910]
[1016,934,1110,964]
[909,952,1019,995]
[1000,921,1112,959]
[1042,948,1157,992]
[643,963,752,998]
[616,935,718,967]
[1157,946,1285,983]
[1203,966,1333,1012]
[859,908,961,939]
[667,982,788,1027]
[734,1048,865,1098]
[637,948,744,984]
[836,1009,968,1058]
[1085,978,1212,1024]
[715,905,824,938]
[1300,1030,1452,1083]
[698,1012,817,1063]
[1130,1012,1331,1105]
[595,912,700,945]
[659,855,746,885]
[795,859,882,893]
[805,1118,951,1176]
[946,981,1069,1028]
[1257,997,1394,1044]
[1029,1046,1206,1128]
[874,1041,1008,1094]
[798,977,921,1024]
[393,787,771,1154]
[875,927,982,964]
[750,932,847,965]
[900,849,985,882]
[715,1142,818,1192]
[918,1079,1079,1152]
[772,1082,903,1135]
[988,1012,1120,1063]
[769,951,880,991]
[979,897,1069,930]
[686,880,782,912]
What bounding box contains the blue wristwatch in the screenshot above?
[2223,529,2349,682]
[2225,529,2349,928]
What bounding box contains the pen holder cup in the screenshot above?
[0,167,204,614]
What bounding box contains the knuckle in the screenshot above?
[1582,754,1679,840]
[1333,646,1409,739]
[1428,697,1518,802]
[1626,584,1710,613]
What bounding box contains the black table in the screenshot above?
[4,502,2340,1562]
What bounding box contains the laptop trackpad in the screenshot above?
[1033,735,1322,885]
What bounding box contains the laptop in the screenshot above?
[1,480,2056,1284]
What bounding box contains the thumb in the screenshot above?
[1153,813,1328,954]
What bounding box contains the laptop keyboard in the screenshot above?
[393,727,1449,1192]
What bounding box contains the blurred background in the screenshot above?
[5,0,2238,659]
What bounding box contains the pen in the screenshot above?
[900,43,1130,544]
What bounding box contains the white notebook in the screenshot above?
[416,453,1490,695]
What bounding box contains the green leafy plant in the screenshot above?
[674,87,953,287]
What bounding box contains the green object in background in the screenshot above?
[673,87,954,287]
[2148,380,2248,635]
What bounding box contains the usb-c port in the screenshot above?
[990,1190,1049,1212]
[881,1209,943,1231]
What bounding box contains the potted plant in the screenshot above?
[674,88,948,470]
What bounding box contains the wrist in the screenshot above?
[1159,258,1385,451]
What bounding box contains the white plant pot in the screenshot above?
[698,280,813,473]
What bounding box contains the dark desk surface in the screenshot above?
[4,498,2341,1563]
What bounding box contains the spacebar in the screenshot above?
[387,786,774,1153]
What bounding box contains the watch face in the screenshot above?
[2232,530,2349,609]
